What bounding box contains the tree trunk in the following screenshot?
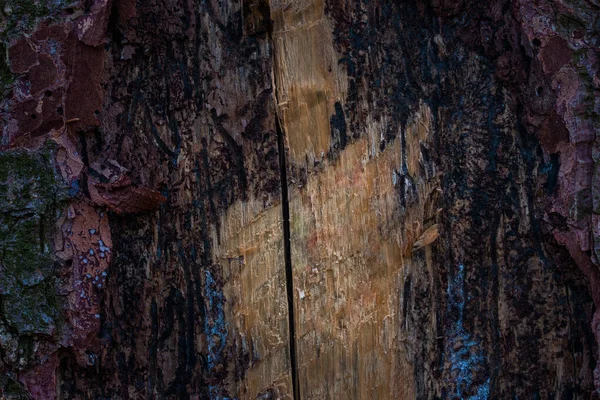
[0,0,598,399]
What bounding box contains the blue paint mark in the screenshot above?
[204,270,227,370]
[68,179,80,197]
[98,240,110,253]
[444,263,490,399]
[204,270,235,400]
[208,385,233,400]
[338,57,357,75]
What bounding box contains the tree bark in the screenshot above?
[0,0,598,399]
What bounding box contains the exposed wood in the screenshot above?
[215,199,292,398]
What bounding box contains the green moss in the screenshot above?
[0,0,49,34]
[0,42,13,94]
[3,280,59,335]
[0,146,66,335]
[0,0,76,36]
[0,148,62,213]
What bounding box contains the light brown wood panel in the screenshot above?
[271,0,348,165]
[270,4,442,397]
[215,197,293,398]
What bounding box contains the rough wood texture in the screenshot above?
[1,1,291,398]
[277,0,598,398]
[0,0,599,399]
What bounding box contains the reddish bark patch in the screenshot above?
[88,176,167,214]
[9,88,64,146]
[29,54,58,94]
[64,31,105,131]
[37,89,66,135]
[77,0,112,46]
[12,99,42,137]
[58,202,112,366]
[537,110,570,153]
[48,24,69,42]
[540,36,573,74]
[31,22,50,42]
[8,38,38,74]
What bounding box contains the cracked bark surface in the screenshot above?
[0,0,599,399]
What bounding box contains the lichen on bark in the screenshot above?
[0,144,67,395]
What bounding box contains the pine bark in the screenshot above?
[0,0,598,399]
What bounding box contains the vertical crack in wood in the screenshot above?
[268,13,301,395]
[276,114,301,400]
